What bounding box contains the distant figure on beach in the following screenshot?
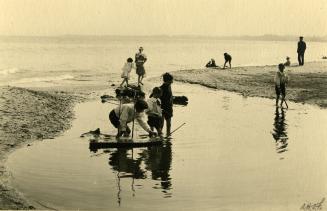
[274,63,289,108]
[223,53,232,69]
[147,87,163,136]
[135,47,147,85]
[284,57,291,66]
[120,57,135,87]
[109,100,156,137]
[297,36,306,66]
[206,59,218,68]
[160,73,174,136]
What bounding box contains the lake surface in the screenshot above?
[7,83,327,210]
[1,36,327,87]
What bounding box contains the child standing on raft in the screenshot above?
[120,57,135,87]
[274,63,289,108]
[147,87,163,136]
[160,73,174,136]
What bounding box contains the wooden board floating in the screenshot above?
[88,134,164,151]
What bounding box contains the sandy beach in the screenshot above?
[174,61,327,108]
[1,61,327,209]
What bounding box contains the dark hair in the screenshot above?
[163,72,173,82]
[127,57,133,62]
[135,100,148,111]
[152,87,162,96]
[278,63,285,71]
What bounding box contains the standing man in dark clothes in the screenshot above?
[297,36,306,66]
[160,73,173,136]
[223,53,232,69]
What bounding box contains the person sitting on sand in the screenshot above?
[206,59,218,68]
[274,63,289,108]
[120,57,135,87]
[109,100,157,137]
[160,73,174,136]
[223,53,232,69]
[146,87,163,136]
[284,57,291,66]
[135,47,147,85]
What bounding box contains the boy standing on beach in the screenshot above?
[160,73,174,136]
[135,47,147,85]
[274,63,289,108]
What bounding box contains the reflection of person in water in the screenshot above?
[143,143,172,191]
[271,107,288,153]
[108,149,146,179]
[107,143,172,197]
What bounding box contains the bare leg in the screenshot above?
[276,95,279,107]
[223,61,227,69]
[138,75,141,85]
[229,61,232,68]
[166,118,171,136]
[120,78,127,87]
[140,75,144,85]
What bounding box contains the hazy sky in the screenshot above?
[0,0,326,36]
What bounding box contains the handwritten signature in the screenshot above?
[300,198,325,210]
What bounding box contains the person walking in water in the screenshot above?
[223,53,232,69]
[274,63,289,108]
[120,57,135,87]
[297,36,306,66]
[135,47,147,85]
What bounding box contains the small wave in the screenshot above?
[11,74,74,84]
[0,67,23,75]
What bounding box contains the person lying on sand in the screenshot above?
[109,100,157,138]
[206,59,219,68]
[274,63,289,108]
[284,57,291,66]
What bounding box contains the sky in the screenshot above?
[0,0,326,36]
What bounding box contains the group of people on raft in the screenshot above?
[112,48,174,138]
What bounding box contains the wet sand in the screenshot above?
[1,61,327,209]
[173,61,327,108]
[0,86,82,209]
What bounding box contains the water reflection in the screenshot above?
[104,142,172,204]
[272,107,288,154]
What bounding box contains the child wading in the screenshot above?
[120,57,135,87]
[147,87,163,136]
[160,73,174,136]
[274,63,289,108]
[109,100,156,137]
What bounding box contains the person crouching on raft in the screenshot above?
[109,100,157,137]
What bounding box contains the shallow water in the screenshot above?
[7,83,327,210]
[1,36,327,87]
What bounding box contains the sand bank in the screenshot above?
[173,61,327,108]
[0,86,83,209]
